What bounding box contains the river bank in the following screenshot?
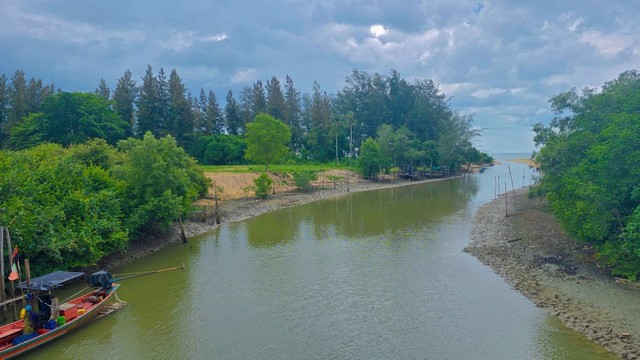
[465,188,640,359]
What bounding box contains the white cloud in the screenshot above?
[0,3,145,44]
[370,25,388,38]
[579,30,632,57]
[163,31,227,52]
[230,68,258,84]
[471,88,506,99]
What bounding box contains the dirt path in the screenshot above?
[465,188,640,359]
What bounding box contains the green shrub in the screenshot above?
[253,173,273,199]
[293,171,317,191]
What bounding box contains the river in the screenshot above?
[30,156,616,359]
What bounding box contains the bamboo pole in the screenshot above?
[508,165,515,193]
[5,229,18,319]
[0,226,4,305]
[505,182,509,217]
[213,181,221,225]
[113,264,185,282]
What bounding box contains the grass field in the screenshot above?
[199,162,356,174]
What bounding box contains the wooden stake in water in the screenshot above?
[505,182,509,217]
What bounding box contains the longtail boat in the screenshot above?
[0,270,119,359]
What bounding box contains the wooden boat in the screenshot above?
[0,271,120,359]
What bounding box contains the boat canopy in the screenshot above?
[16,270,85,291]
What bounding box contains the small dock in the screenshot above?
[97,301,126,319]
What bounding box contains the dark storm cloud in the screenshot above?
[1,0,639,152]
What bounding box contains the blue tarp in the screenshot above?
[16,270,84,291]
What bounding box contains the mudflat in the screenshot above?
[466,188,640,359]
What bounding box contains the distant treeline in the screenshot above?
[533,70,640,280]
[0,68,490,172]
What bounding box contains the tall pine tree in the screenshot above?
[136,65,160,136]
[113,69,138,137]
[225,90,242,135]
[95,78,111,100]
[168,69,193,145]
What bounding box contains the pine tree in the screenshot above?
[8,70,28,128]
[284,75,302,151]
[0,74,8,148]
[251,80,266,116]
[266,76,286,121]
[167,69,193,145]
[205,91,223,135]
[156,68,171,136]
[95,78,111,100]
[225,90,242,135]
[113,69,138,137]
[193,88,207,135]
[136,65,159,136]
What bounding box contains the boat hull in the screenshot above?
[0,283,120,359]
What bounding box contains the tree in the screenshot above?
[245,113,291,171]
[358,137,383,178]
[113,132,209,235]
[225,90,242,135]
[0,74,8,147]
[167,69,193,145]
[533,70,640,279]
[7,70,28,135]
[113,69,138,136]
[266,76,286,121]
[136,65,160,136]
[284,75,303,151]
[95,78,110,100]
[0,144,128,274]
[10,92,128,149]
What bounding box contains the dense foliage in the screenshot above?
[533,70,640,279]
[0,68,489,174]
[0,135,208,275]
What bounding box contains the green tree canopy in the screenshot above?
[10,92,127,149]
[0,144,127,274]
[533,70,640,279]
[113,132,209,235]
[245,113,291,171]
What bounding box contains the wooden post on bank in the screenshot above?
[508,165,515,193]
[178,215,187,244]
[505,181,509,217]
[24,259,31,288]
[213,181,221,225]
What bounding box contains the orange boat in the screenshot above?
[0,271,120,359]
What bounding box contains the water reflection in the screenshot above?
[244,176,480,248]
[26,160,615,359]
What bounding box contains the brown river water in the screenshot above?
[29,156,616,359]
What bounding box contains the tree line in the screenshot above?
[0,135,208,275]
[533,70,640,280]
[0,68,490,173]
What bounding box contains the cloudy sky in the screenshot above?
[1,0,639,153]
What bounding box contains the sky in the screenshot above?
[1,1,639,154]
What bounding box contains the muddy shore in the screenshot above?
[465,188,640,359]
